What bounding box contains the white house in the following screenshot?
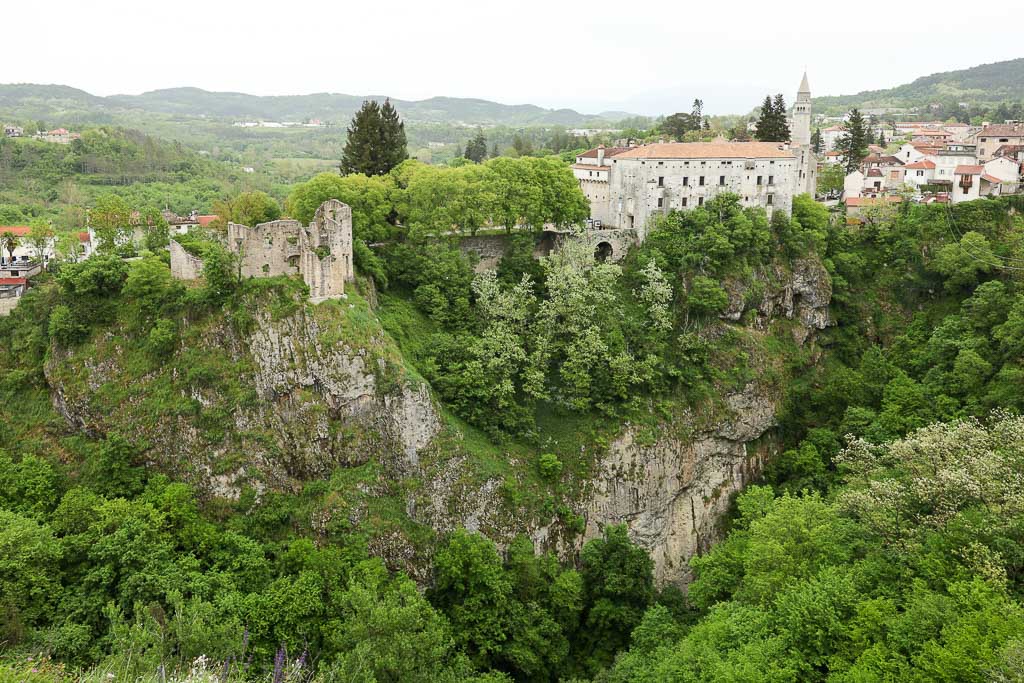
[984,156,1021,183]
[903,159,937,189]
[843,170,865,199]
[952,165,986,203]
[896,143,927,165]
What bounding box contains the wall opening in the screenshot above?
[595,241,613,262]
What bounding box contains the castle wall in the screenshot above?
[169,240,205,280]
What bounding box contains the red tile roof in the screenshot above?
[979,124,1024,138]
[0,277,27,286]
[0,226,31,236]
[954,165,984,175]
[577,146,631,159]
[904,160,936,169]
[196,215,218,227]
[77,231,90,243]
[982,174,1003,183]
[612,141,794,160]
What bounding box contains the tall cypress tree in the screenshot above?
[811,127,823,154]
[755,94,790,142]
[379,98,408,172]
[836,108,870,173]
[772,94,791,141]
[341,99,407,176]
[754,95,776,142]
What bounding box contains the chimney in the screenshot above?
[597,144,605,166]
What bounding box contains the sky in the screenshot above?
[4,0,1023,116]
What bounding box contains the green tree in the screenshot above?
[755,94,790,142]
[465,130,488,163]
[341,98,407,176]
[90,194,135,255]
[836,108,870,173]
[213,191,281,227]
[811,127,823,154]
[577,525,654,673]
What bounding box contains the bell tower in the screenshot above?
[793,71,812,147]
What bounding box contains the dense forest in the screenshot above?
[3,137,1024,682]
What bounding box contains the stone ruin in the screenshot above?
[170,199,354,299]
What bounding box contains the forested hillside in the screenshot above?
[0,84,623,127]
[3,175,1024,681]
[814,57,1024,114]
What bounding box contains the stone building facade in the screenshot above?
[172,199,354,299]
[576,73,818,237]
[604,141,799,239]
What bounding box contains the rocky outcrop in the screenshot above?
[582,382,778,585]
[45,297,441,496]
[722,257,832,343]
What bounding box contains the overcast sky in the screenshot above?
[4,0,1022,115]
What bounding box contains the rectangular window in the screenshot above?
[699,176,705,186]
[756,175,763,185]
[698,197,704,206]
[719,176,726,185]
[682,176,688,185]
[657,197,664,208]
[768,175,774,185]
[681,198,688,207]
[767,194,774,206]
[658,176,664,187]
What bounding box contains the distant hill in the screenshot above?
[813,58,1024,112]
[0,84,624,126]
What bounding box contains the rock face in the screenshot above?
[583,382,778,585]
[45,255,832,587]
[45,298,441,496]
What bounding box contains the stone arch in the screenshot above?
[594,241,613,262]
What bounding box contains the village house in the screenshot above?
[984,156,1022,183]
[950,165,1002,203]
[0,260,43,316]
[3,124,23,138]
[162,210,219,235]
[974,123,1024,162]
[903,159,937,189]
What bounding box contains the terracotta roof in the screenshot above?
[611,142,794,160]
[979,124,1024,137]
[577,146,631,159]
[196,215,218,227]
[866,169,883,177]
[904,160,936,169]
[824,150,843,156]
[954,165,984,175]
[573,164,610,171]
[994,145,1024,156]
[0,226,31,236]
[0,277,27,286]
[912,129,949,136]
[982,174,1003,183]
[77,231,90,243]
[845,196,903,207]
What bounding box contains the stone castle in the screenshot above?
[171,199,354,298]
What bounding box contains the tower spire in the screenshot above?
[799,71,810,95]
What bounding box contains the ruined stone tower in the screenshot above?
[172,199,354,299]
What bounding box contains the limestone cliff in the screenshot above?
[45,290,440,497]
[44,256,831,586]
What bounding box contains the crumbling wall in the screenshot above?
[169,240,205,280]
[173,200,355,300]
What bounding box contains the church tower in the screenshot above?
[792,71,812,147]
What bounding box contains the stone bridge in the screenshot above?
[540,227,640,263]
[454,227,641,272]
